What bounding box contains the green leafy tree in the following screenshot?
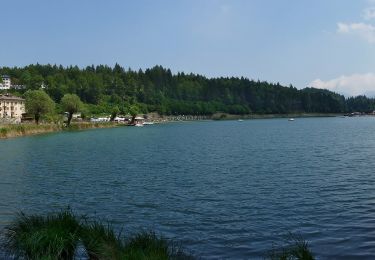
[110,106,120,121]
[61,94,83,126]
[24,90,55,124]
[0,63,365,115]
[128,105,140,124]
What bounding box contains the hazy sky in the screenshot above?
[1,0,375,96]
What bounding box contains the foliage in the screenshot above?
[122,231,194,260]
[2,64,372,115]
[110,106,120,121]
[80,220,124,259]
[80,228,195,260]
[3,210,80,260]
[128,104,140,116]
[0,124,61,138]
[267,233,315,260]
[60,94,83,126]
[24,89,55,124]
[0,122,119,139]
[61,94,83,114]
[1,210,195,260]
[43,113,64,124]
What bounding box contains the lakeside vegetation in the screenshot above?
[1,210,194,260]
[1,64,375,117]
[0,210,314,260]
[0,122,119,139]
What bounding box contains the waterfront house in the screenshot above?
[0,94,25,122]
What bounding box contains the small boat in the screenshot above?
[238,119,243,122]
[288,118,295,121]
[143,121,155,125]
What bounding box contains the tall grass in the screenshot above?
[122,231,194,260]
[1,210,314,259]
[80,223,195,260]
[3,210,81,259]
[80,220,125,259]
[266,233,315,260]
[2,210,195,260]
[0,122,119,138]
[0,124,61,138]
[67,122,118,131]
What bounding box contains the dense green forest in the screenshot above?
[1,64,374,115]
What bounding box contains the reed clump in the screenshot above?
[3,210,80,259]
[1,210,314,259]
[1,210,194,260]
[267,233,314,260]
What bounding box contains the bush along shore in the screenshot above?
[0,122,119,139]
[1,210,194,260]
[0,210,315,260]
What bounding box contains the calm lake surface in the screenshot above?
[1,117,375,259]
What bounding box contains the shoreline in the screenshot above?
[0,122,120,139]
[165,112,343,122]
[0,113,345,139]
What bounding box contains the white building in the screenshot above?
[0,75,11,90]
[0,94,25,121]
[0,75,26,90]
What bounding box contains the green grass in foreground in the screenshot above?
[267,233,315,260]
[3,210,80,259]
[1,210,314,260]
[2,210,194,260]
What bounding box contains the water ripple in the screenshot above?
[1,118,375,258]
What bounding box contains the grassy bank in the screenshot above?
[0,122,119,139]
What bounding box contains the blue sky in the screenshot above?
[1,0,375,96]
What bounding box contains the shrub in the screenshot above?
[123,231,195,260]
[80,220,124,259]
[2,210,195,260]
[267,233,314,260]
[122,231,170,260]
[3,210,81,259]
[0,127,8,137]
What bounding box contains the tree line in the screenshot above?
[25,90,83,126]
[1,64,375,115]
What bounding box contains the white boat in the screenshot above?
[134,123,144,127]
[238,119,243,122]
[143,121,155,125]
[288,118,295,121]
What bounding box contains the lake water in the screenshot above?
[1,117,375,259]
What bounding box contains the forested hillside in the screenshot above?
[1,64,374,115]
